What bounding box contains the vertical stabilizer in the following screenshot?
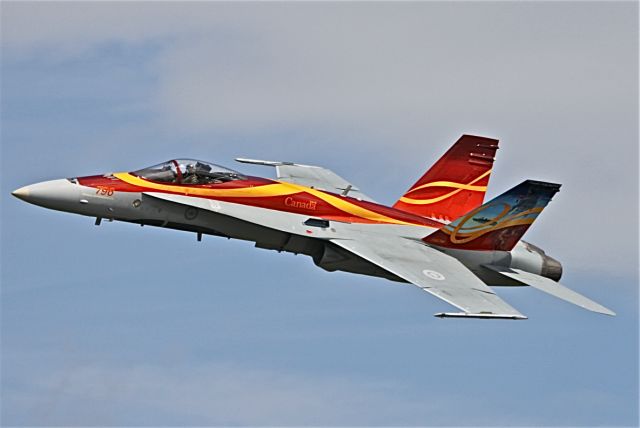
[393,135,498,222]
[424,180,561,251]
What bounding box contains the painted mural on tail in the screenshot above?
[423,180,560,251]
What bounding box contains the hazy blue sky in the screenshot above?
[1,2,638,426]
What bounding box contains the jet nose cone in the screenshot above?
[12,186,31,201]
[11,179,80,210]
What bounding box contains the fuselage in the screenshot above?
[12,159,561,286]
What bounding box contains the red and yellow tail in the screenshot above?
[392,135,498,222]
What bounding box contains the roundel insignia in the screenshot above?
[422,269,445,281]
[184,206,199,220]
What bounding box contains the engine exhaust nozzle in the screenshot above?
[541,254,563,281]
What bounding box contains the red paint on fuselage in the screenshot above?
[77,173,444,228]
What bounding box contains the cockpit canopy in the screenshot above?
[132,159,246,185]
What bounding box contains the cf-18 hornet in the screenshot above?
[12,135,614,319]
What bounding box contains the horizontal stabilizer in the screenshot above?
[434,312,527,320]
[483,265,615,316]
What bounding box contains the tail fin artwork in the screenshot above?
[392,135,498,222]
[424,180,561,252]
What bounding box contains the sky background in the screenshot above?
[1,1,638,426]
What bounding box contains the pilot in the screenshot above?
[182,163,200,184]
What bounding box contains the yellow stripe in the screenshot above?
[115,172,419,226]
[114,173,301,198]
[409,181,487,193]
[440,205,545,244]
[443,218,535,244]
[409,169,491,193]
[453,207,544,233]
[303,187,416,226]
[399,169,491,206]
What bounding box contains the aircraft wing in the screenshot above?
[235,158,376,202]
[331,236,527,319]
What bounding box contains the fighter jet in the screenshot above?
[12,135,614,319]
